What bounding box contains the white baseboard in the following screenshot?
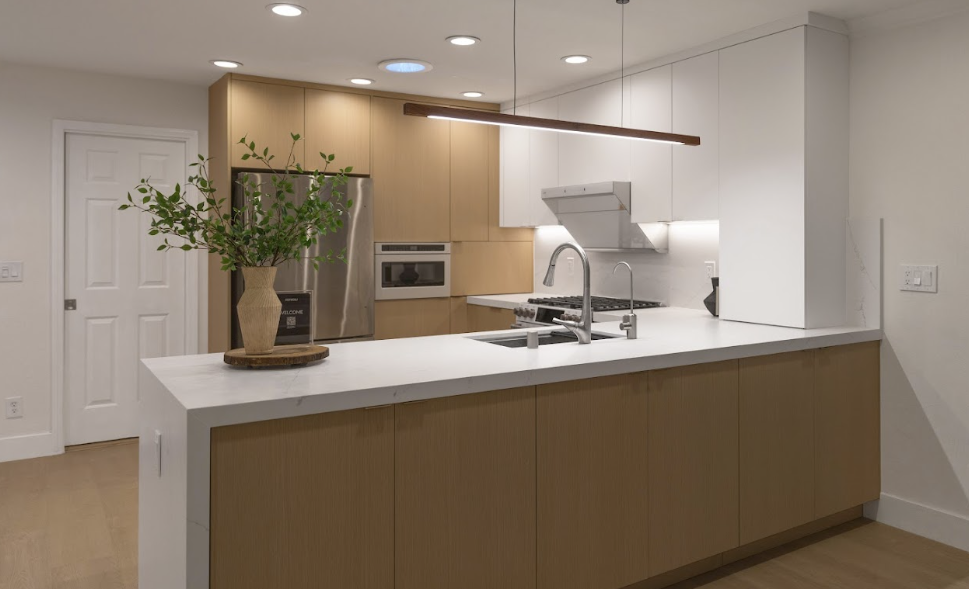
[866,493,969,552]
[0,432,61,463]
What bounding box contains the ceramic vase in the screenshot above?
[237,267,282,355]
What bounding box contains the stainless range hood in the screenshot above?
[541,181,668,252]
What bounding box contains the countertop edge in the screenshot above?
[185,327,881,429]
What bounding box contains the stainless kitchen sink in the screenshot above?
[471,329,622,348]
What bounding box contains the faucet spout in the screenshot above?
[612,261,638,340]
[543,242,592,344]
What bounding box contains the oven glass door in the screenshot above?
[375,255,450,300]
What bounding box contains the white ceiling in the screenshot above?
[0,0,925,102]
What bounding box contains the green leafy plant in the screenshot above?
[119,133,354,271]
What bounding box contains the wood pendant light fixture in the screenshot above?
[403,0,701,146]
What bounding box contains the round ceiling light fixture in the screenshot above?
[378,59,433,74]
[267,3,306,16]
[349,78,375,85]
[211,60,243,69]
[447,35,481,46]
[561,55,591,64]
[462,91,484,98]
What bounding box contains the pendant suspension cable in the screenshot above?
[513,0,518,115]
[619,0,628,128]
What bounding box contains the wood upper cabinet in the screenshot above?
[395,387,536,589]
[537,374,649,589]
[304,89,371,174]
[648,360,739,576]
[629,65,673,223]
[451,121,490,242]
[371,97,450,243]
[230,80,305,167]
[672,52,719,221]
[451,241,533,296]
[815,341,880,517]
[739,351,816,544]
[374,298,450,340]
[210,407,394,589]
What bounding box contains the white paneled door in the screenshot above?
[65,133,188,445]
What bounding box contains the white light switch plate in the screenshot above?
[901,264,938,293]
[0,261,23,283]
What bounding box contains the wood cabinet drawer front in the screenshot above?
[210,407,394,589]
[537,374,649,589]
[648,360,740,575]
[374,298,450,340]
[815,341,880,517]
[396,387,536,589]
[739,350,816,544]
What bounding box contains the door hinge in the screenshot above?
[64,299,77,311]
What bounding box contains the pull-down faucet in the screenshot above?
[543,242,592,344]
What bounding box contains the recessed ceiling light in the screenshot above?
[562,55,591,64]
[462,91,484,98]
[447,35,480,46]
[349,78,375,85]
[267,3,306,16]
[211,60,242,69]
[378,59,433,74]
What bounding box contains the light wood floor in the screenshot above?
[1,440,137,589]
[3,440,969,589]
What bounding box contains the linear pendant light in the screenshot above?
[402,0,700,147]
[403,103,700,145]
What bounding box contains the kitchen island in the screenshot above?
[139,307,881,589]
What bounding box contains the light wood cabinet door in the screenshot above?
[672,52,719,221]
[374,298,450,340]
[451,121,490,242]
[230,80,305,167]
[739,351,815,544]
[648,360,739,575]
[451,241,533,296]
[210,407,394,589]
[537,374,649,589]
[372,97,450,242]
[304,89,371,174]
[815,341,880,517]
[396,387,536,589]
[629,65,673,223]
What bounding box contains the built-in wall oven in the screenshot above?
[375,243,450,300]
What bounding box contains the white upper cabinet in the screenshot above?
[557,80,630,187]
[499,103,531,227]
[719,26,848,329]
[672,52,719,221]
[628,65,673,223]
[528,97,560,226]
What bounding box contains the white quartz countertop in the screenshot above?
[143,308,880,428]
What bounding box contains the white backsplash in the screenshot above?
[533,223,721,311]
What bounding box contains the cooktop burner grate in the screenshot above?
[527,296,663,312]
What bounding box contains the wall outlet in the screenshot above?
[567,257,575,276]
[704,261,717,279]
[0,261,23,283]
[901,264,938,293]
[5,397,23,419]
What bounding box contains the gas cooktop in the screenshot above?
[527,296,663,312]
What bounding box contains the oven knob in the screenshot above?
[513,307,523,317]
[528,308,537,319]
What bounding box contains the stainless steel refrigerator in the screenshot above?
[231,173,374,347]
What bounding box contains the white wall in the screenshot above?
[849,6,969,549]
[0,61,208,461]
[533,223,720,311]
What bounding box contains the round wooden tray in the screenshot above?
[224,344,329,368]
